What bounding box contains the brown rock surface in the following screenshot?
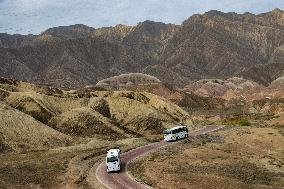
[1,10,284,88]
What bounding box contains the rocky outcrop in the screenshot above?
[0,21,177,88]
[184,76,284,101]
[238,63,284,86]
[96,73,161,88]
[0,10,284,88]
[151,9,284,86]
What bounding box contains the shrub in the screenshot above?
[238,119,251,126]
[222,117,251,126]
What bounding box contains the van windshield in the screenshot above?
[163,130,171,135]
[107,156,118,162]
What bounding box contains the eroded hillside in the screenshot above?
[1,10,284,87]
[0,77,193,153]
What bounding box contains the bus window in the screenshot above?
[107,156,118,163]
[163,130,171,135]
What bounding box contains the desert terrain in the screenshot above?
[0,8,283,189]
[0,77,193,188]
[0,74,283,189]
[129,125,284,189]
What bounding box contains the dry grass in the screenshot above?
[88,97,111,118]
[0,136,150,188]
[4,87,192,137]
[0,101,73,153]
[96,73,161,87]
[0,84,19,92]
[0,85,192,152]
[5,92,60,124]
[0,79,196,188]
[129,126,284,189]
[0,88,9,101]
[48,107,125,139]
[66,91,194,136]
[0,150,79,189]
[4,90,90,125]
[108,91,193,130]
[269,112,284,126]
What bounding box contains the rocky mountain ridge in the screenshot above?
[183,77,284,100]
[0,9,284,88]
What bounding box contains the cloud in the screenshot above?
[1,0,284,34]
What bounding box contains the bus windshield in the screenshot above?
[107,156,118,162]
[163,130,171,135]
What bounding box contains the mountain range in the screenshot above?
[1,9,284,88]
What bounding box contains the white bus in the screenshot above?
[106,148,121,173]
[163,125,189,142]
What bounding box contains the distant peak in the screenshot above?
[113,24,132,29]
[262,8,284,17]
[272,8,284,13]
[143,20,157,23]
[69,24,88,27]
[243,12,254,15]
[115,24,129,27]
[205,10,224,16]
[138,20,165,26]
[43,24,94,32]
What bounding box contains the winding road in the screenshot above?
[96,125,223,189]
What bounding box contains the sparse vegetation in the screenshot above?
[0,78,194,188]
[0,7,284,189]
[129,126,284,189]
[96,73,161,88]
[0,101,73,153]
[238,118,251,126]
[221,117,251,126]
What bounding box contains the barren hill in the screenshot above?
[148,9,284,86]
[96,73,161,87]
[0,21,178,88]
[0,10,284,88]
[0,77,193,152]
[183,76,284,101]
[238,63,284,86]
[0,101,73,153]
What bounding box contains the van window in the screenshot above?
[107,156,118,162]
[163,130,171,134]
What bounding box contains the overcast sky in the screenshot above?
[0,0,284,34]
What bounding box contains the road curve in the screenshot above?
[96,125,223,189]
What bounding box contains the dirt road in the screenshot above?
[95,125,223,189]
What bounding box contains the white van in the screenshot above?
[106,148,121,173]
[163,125,188,142]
